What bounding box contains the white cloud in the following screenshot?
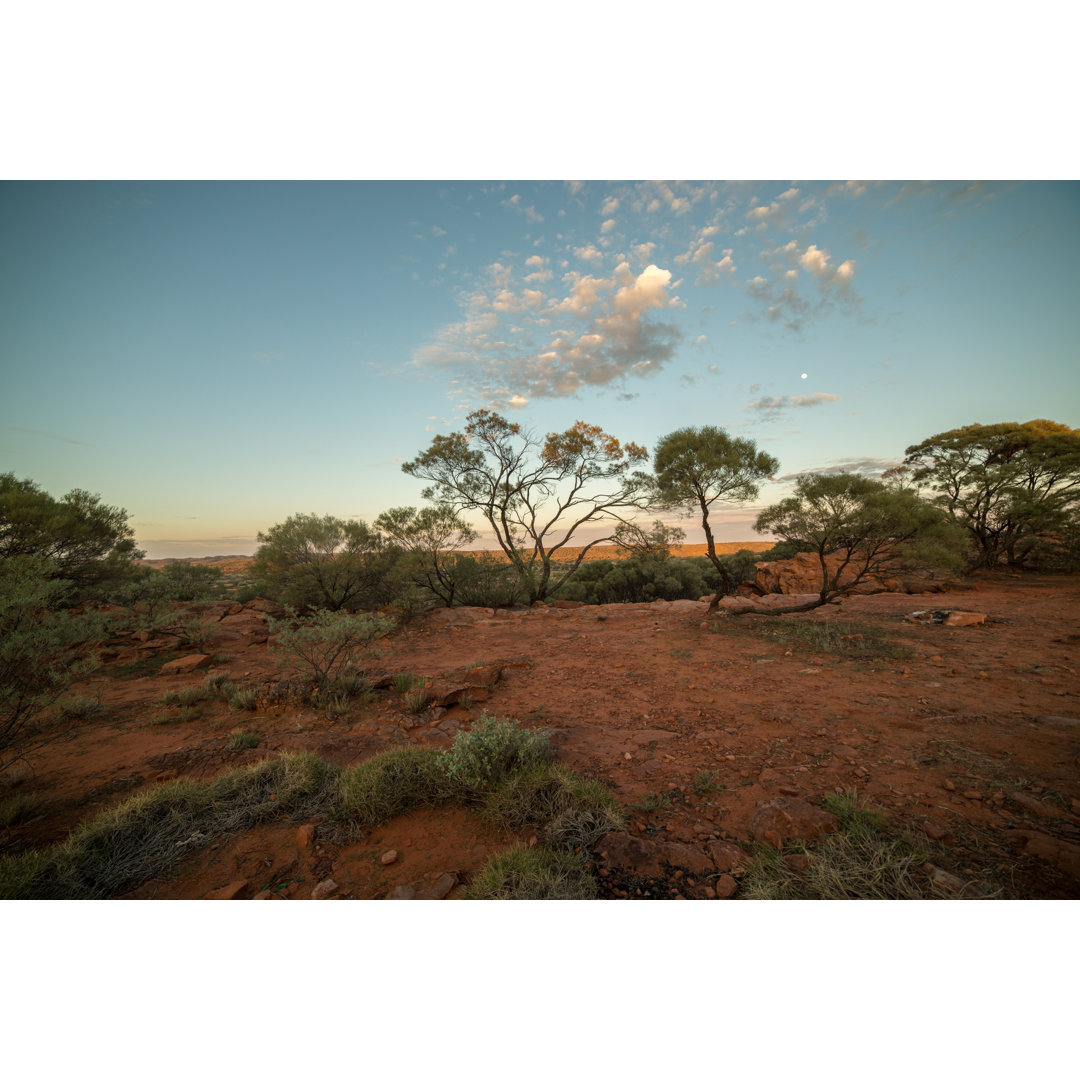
[574,243,604,263]
[600,218,617,234]
[413,264,681,406]
[632,242,656,264]
[746,392,840,414]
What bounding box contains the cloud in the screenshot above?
[413,264,681,406]
[601,196,619,216]
[600,218,617,234]
[777,456,900,481]
[746,392,840,416]
[574,243,604,263]
[502,193,544,223]
[799,244,856,287]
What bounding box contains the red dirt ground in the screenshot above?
[4,570,1079,899]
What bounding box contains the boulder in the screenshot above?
[749,796,839,851]
[245,598,285,615]
[753,551,890,596]
[460,664,502,689]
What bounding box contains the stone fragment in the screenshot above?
[311,878,338,900]
[206,880,250,900]
[296,824,315,850]
[1007,791,1064,819]
[922,821,950,842]
[387,885,418,900]
[160,653,212,676]
[749,797,839,851]
[380,850,398,865]
[784,853,811,871]
[245,598,285,615]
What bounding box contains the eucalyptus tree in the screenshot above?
[651,426,779,602]
[902,420,1080,568]
[402,410,655,603]
[742,473,966,615]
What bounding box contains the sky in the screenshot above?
[2,179,1078,557]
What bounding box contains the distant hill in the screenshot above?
[141,542,775,574]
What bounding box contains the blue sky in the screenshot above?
[2,180,1077,558]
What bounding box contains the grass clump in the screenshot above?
[159,687,209,708]
[227,688,257,711]
[739,792,935,900]
[441,713,553,798]
[338,747,450,826]
[465,845,598,900]
[55,694,109,723]
[0,753,339,899]
[403,687,431,712]
[0,791,42,828]
[738,618,914,662]
[691,770,722,796]
[227,730,261,750]
[392,672,425,693]
[483,763,625,850]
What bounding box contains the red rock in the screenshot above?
[714,874,738,899]
[922,821,950,841]
[460,664,502,688]
[380,850,398,865]
[1008,790,1064,818]
[206,880,250,900]
[160,654,212,676]
[296,824,315,850]
[784,853,811,871]
[1007,830,1080,878]
[595,831,666,877]
[749,797,839,851]
[417,872,458,899]
[707,840,752,873]
[245,598,285,615]
[943,610,987,627]
[387,885,418,900]
[660,842,714,876]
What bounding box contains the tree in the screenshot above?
[402,410,655,603]
[0,473,142,599]
[252,514,394,611]
[374,505,478,607]
[612,519,686,561]
[651,427,779,602]
[743,473,966,615]
[902,420,1080,569]
[1,556,107,753]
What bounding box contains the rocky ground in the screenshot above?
[4,571,1079,899]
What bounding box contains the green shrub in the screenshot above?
[338,747,450,825]
[441,714,553,797]
[0,555,107,752]
[482,763,625,849]
[269,609,394,691]
[227,731,261,750]
[55,694,109,723]
[465,845,598,900]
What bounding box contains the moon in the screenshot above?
[800,372,808,379]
